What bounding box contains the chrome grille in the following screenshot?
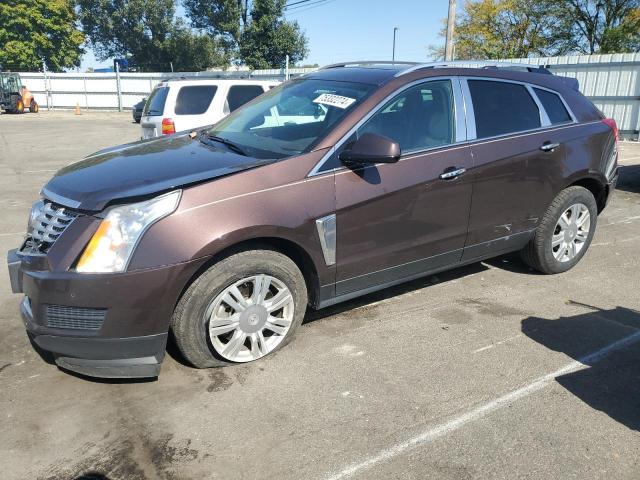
[21,201,80,255]
[45,304,106,330]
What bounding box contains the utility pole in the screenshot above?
[285,54,290,81]
[115,61,122,112]
[42,60,51,111]
[445,0,457,61]
[392,27,399,63]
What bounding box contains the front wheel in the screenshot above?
[30,100,39,113]
[14,99,24,114]
[171,249,308,368]
[521,186,598,274]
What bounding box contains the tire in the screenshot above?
[30,100,39,113]
[14,100,24,114]
[521,186,597,274]
[171,249,308,368]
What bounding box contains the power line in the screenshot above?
[285,0,337,12]
[285,0,318,8]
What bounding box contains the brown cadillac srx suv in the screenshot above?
[7,61,619,378]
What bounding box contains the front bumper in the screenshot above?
[8,248,205,378]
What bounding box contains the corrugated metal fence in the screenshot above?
[17,68,315,111]
[16,53,640,140]
[502,53,640,140]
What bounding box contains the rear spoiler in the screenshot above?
[557,76,580,91]
[484,63,581,91]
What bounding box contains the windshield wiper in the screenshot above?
[203,134,248,156]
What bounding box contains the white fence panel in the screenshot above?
[14,56,639,139]
[505,53,640,139]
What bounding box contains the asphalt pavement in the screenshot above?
[1,111,639,480]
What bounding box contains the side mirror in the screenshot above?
[339,133,401,167]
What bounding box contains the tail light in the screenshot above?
[602,118,619,180]
[161,118,175,135]
[602,118,618,145]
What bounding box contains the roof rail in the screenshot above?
[321,61,419,70]
[396,61,551,77]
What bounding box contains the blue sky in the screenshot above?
[81,0,449,70]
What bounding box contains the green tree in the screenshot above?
[548,0,640,54]
[182,0,245,58]
[183,0,308,68]
[167,21,227,71]
[432,0,640,60]
[77,0,175,70]
[77,0,227,71]
[240,0,308,68]
[431,0,558,60]
[0,0,84,71]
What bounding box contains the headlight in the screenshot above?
[76,190,181,273]
[27,200,44,236]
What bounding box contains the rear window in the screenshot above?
[143,86,169,116]
[468,80,541,138]
[226,85,264,113]
[175,85,218,115]
[534,88,572,124]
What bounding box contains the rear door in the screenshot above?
[461,77,566,261]
[222,84,268,119]
[172,84,219,132]
[332,78,474,295]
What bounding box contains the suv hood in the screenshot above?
[42,133,275,211]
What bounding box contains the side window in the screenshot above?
[533,88,572,125]
[226,85,265,113]
[174,85,217,115]
[468,80,541,138]
[357,80,456,152]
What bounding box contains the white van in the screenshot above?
[140,78,279,139]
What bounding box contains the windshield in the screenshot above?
[1,74,22,93]
[206,79,375,159]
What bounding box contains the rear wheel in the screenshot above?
[171,249,308,368]
[30,100,39,113]
[14,99,24,114]
[521,186,597,274]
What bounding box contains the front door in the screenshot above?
[333,78,474,296]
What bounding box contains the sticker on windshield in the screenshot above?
[313,93,356,109]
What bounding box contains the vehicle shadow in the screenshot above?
[482,251,541,275]
[164,261,490,367]
[521,303,640,432]
[304,261,489,323]
[73,474,112,480]
[616,164,640,194]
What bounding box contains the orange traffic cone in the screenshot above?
[74,103,81,115]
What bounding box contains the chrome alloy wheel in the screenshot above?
[551,203,591,263]
[206,275,294,362]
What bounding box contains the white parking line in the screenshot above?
[602,215,640,226]
[325,329,640,480]
[471,333,525,353]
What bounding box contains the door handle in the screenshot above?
[540,142,560,152]
[439,167,466,180]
